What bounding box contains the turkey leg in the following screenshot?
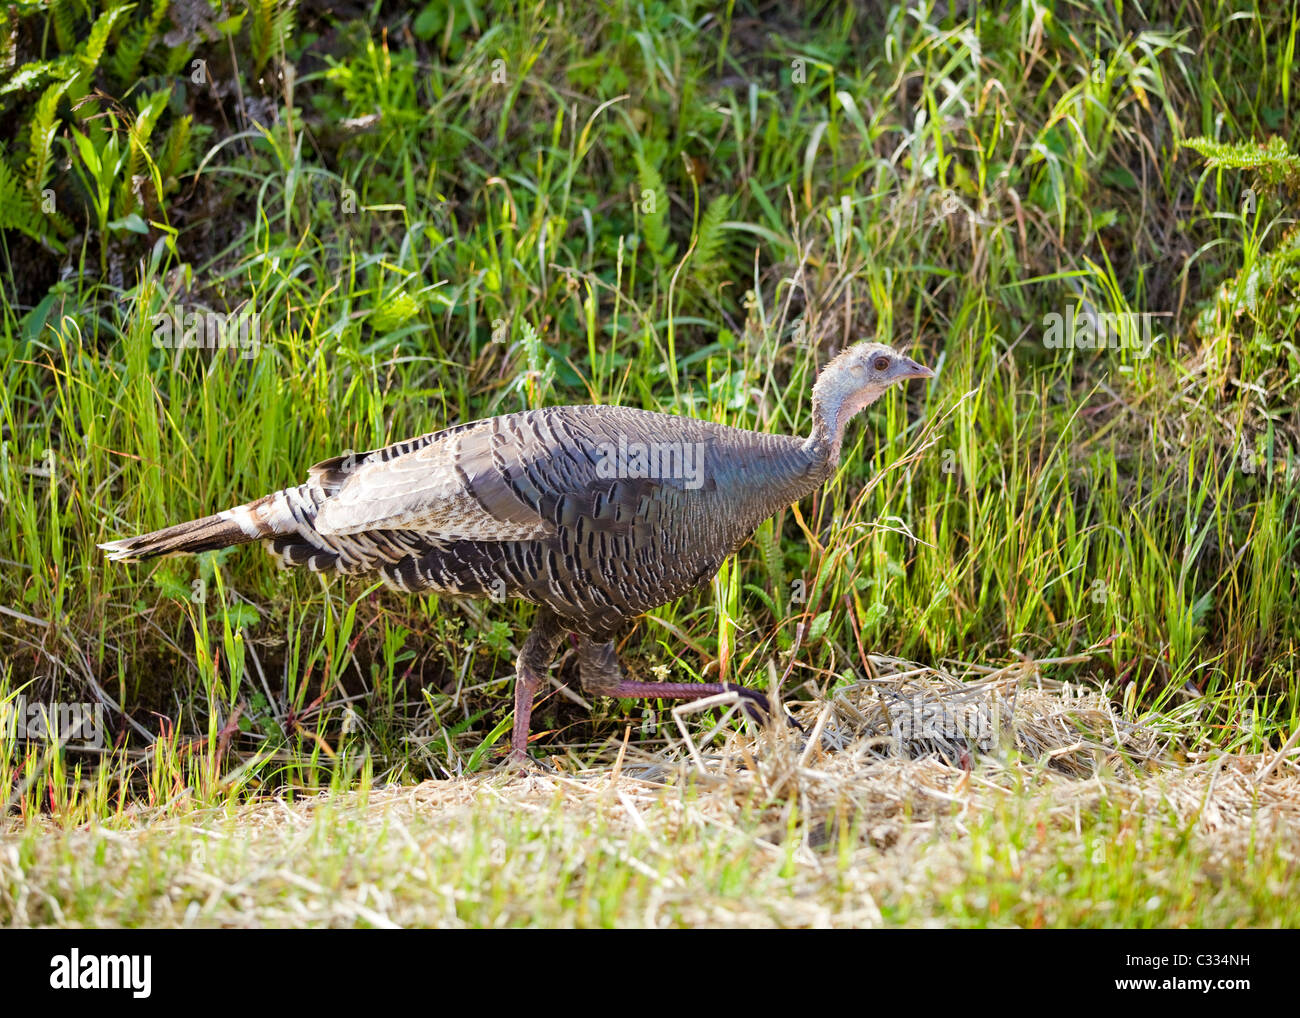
[576,635,791,726]
[509,608,566,763]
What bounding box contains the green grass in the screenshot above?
[1,0,1298,927]
[1,769,1293,928]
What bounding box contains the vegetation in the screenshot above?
[1,0,1296,927]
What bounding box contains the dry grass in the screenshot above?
[4,658,1296,928]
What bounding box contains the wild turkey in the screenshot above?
[101,342,934,762]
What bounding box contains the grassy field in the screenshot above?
[1,0,1298,927]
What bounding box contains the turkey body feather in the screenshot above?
[107,405,823,635]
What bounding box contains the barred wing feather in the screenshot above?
[311,419,553,541]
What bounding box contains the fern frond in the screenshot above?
[26,79,74,194]
[78,4,135,79]
[1183,136,1297,169]
[51,0,80,53]
[274,0,298,57]
[110,0,169,87]
[158,113,194,184]
[634,142,674,267]
[691,192,732,277]
[1183,136,1300,187]
[0,156,45,241]
[250,0,297,73]
[0,57,76,101]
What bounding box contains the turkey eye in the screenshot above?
[873,356,890,371]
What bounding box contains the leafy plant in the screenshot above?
[1183,135,1300,187]
[0,0,200,273]
[249,0,298,74]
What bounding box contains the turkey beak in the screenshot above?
[898,357,935,381]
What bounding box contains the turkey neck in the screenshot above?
[700,368,890,536]
[801,358,889,475]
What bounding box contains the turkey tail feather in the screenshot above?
[99,494,283,562]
